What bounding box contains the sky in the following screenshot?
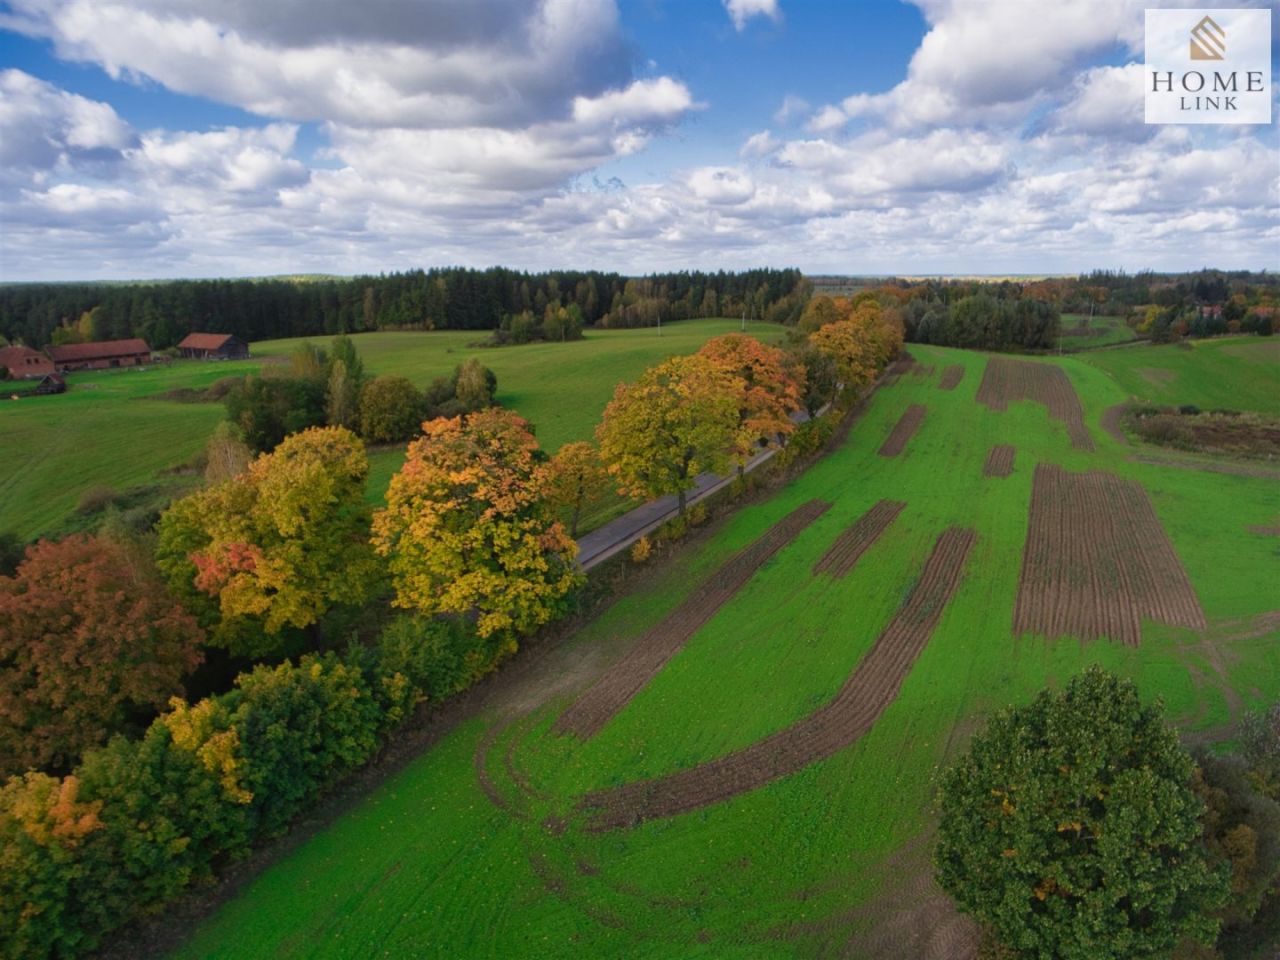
[0,0,1276,280]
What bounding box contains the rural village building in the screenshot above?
[32,374,66,395]
[48,338,152,372]
[0,345,56,379]
[176,332,250,359]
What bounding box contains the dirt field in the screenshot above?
[554,498,833,739]
[1247,525,1280,537]
[937,366,964,391]
[878,404,926,457]
[1013,464,1205,647]
[579,527,977,830]
[982,445,1015,477]
[813,500,907,578]
[975,357,1095,451]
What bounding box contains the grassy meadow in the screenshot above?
[0,319,778,540]
[173,339,1280,959]
[1055,313,1138,350]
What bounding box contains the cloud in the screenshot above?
[739,130,779,158]
[0,69,133,175]
[723,0,781,32]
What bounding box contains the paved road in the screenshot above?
[576,405,823,570]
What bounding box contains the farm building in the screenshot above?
[48,338,152,372]
[176,332,250,359]
[32,374,66,395]
[0,345,55,379]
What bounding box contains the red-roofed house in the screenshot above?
[176,332,250,360]
[0,345,56,379]
[48,338,152,372]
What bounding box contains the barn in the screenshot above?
[33,374,67,395]
[48,338,152,372]
[0,345,56,379]
[176,332,250,360]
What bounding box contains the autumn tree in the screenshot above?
[372,408,579,638]
[0,534,203,776]
[596,353,741,515]
[325,334,364,429]
[935,667,1228,959]
[540,441,609,537]
[798,294,841,333]
[792,344,840,418]
[204,421,252,484]
[156,427,378,656]
[453,358,498,412]
[358,375,425,443]
[809,319,882,389]
[698,334,804,455]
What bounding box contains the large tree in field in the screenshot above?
[156,426,377,656]
[0,535,203,776]
[698,334,804,452]
[935,667,1227,959]
[596,353,741,516]
[809,318,882,389]
[372,409,579,638]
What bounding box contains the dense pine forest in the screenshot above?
[0,268,808,349]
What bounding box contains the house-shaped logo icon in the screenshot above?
[1189,14,1224,60]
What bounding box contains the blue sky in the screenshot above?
[0,0,1275,279]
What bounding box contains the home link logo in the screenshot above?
[1145,8,1271,124]
[1188,14,1224,60]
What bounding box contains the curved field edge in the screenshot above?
[171,342,1280,959]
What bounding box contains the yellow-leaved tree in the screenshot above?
[156,426,378,656]
[596,353,742,515]
[809,318,883,390]
[539,441,610,538]
[698,334,804,455]
[372,408,580,638]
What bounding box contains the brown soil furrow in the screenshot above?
[1101,404,1129,445]
[1247,525,1280,536]
[975,357,1095,451]
[937,365,964,391]
[580,528,976,830]
[878,404,927,458]
[1013,464,1205,646]
[982,445,1015,477]
[813,500,906,578]
[553,499,832,739]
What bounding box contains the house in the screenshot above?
[48,338,152,372]
[32,374,66,395]
[176,332,250,360]
[0,345,56,379]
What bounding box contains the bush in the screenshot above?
[630,536,652,563]
[75,485,118,515]
[358,375,425,443]
[375,615,497,702]
[1179,404,1202,416]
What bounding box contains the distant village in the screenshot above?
[1,333,249,396]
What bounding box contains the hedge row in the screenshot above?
[0,615,501,960]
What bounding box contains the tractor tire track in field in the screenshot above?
[877,404,926,458]
[937,365,964,391]
[813,500,906,578]
[1130,454,1280,480]
[578,528,976,831]
[554,499,833,739]
[982,445,1015,477]
[976,357,1095,451]
[1101,404,1129,445]
[1013,464,1206,647]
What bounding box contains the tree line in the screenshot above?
[0,267,807,350]
[0,310,903,959]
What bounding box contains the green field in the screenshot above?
[1056,313,1138,350]
[0,319,777,540]
[174,340,1280,959]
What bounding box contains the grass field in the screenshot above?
[173,340,1280,959]
[0,319,777,540]
[1055,313,1137,350]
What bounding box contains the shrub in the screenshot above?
[630,535,652,563]
[358,375,425,443]
[375,615,495,702]
[75,485,118,515]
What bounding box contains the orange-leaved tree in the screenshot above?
[372,408,580,639]
[698,333,804,455]
[810,318,882,390]
[539,441,610,538]
[0,534,203,776]
[156,426,378,656]
[596,353,741,516]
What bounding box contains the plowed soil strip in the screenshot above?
[938,365,964,391]
[580,528,976,830]
[976,357,1095,451]
[982,445,1015,478]
[1248,525,1280,536]
[1013,464,1205,647]
[812,500,906,578]
[878,404,926,458]
[554,499,832,739]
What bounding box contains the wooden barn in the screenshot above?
[33,374,66,395]
[0,345,56,379]
[48,338,152,372]
[176,332,250,360]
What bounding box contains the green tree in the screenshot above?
[357,375,425,443]
[935,666,1228,959]
[453,358,497,412]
